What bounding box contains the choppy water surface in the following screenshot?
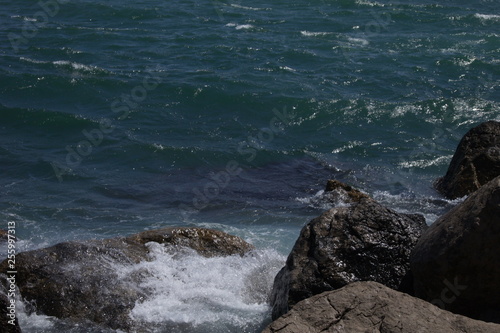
[0,0,499,331]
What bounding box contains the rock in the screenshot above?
[262,281,500,333]
[0,275,22,333]
[0,229,10,242]
[270,197,427,319]
[411,175,500,323]
[128,226,254,257]
[435,120,500,199]
[0,227,254,331]
[324,179,370,204]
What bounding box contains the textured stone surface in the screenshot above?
[411,176,500,323]
[270,198,427,319]
[0,227,254,330]
[435,120,500,199]
[324,179,370,204]
[128,226,254,257]
[263,282,500,333]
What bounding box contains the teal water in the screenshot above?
[1,0,499,331]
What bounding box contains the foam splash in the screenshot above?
[474,13,500,22]
[230,4,270,11]
[19,57,106,73]
[300,31,334,37]
[225,23,255,30]
[119,243,285,332]
[372,190,466,225]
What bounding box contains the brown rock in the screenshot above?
[262,281,500,333]
[127,226,254,257]
[411,176,500,323]
[324,179,370,204]
[0,230,10,242]
[435,120,500,199]
[270,197,427,319]
[0,227,254,330]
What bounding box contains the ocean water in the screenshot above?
[0,0,499,331]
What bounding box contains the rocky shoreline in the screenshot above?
[265,120,500,332]
[1,121,500,333]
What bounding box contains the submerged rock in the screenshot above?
[435,120,500,199]
[411,176,500,323]
[270,197,427,319]
[0,227,254,331]
[262,281,500,333]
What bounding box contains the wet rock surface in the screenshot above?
[411,176,500,323]
[263,281,500,333]
[323,179,370,204]
[435,120,500,199]
[0,227,254,331]
[270,197,427,319]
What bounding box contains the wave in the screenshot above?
[230,3,271,11]
[300,31,335,37]
[124,244,284,331]
[225,23,256,30]
[474,13,500,21]
[19,57,108,74]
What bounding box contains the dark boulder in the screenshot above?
[435,120,500,199]
[270,197,427,319]
[262,281,500,333]
[411,175,500,323]
[0,227,254,331]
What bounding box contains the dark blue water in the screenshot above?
[1,0,499,331]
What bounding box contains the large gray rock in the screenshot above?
[435,120,500,199]
[411,176,500,323]
[270,197,427,319]
[0,227,254,331]
[262,281,500,333]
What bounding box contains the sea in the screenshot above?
[0,0,499,332]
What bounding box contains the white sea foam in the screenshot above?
[16,292,55,332]
[120,243,285,330]
[19,57,46,64]
[52,60,99,72]
[19,57,104,73]
[398,155,452,169]
[225,23,255,30]
[474,13,500,21]
[347,37,369,46]
[355,0,385,7]
[295,189,352,210]
[279,66,296,72]
[300,31,333,37]
[331,140,364,154]
[230,4,269,11]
